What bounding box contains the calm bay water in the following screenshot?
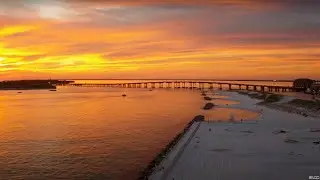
[0,80,292,179]
[0,87,205,180]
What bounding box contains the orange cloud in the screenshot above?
[0,1,319,80]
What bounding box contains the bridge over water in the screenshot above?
[66,81,294,92]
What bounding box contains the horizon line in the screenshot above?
[1,78,311,82]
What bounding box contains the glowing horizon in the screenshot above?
[0,0,319,80]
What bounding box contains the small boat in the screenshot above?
[50,89,57,91]
[17,92,22,94]
[122,93,127,97]
[149,89,153,91]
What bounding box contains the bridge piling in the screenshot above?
[209,83,213,89]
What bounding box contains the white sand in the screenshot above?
[149,91,320,180]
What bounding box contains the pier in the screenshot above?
[66,81,294,92]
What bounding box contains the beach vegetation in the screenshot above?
[248,93,267,100]
[264,94,284,103]
[288,99,320,109]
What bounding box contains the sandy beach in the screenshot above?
[148,91,320,180]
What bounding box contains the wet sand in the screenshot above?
[149,91,320,180]
[210,99,240,106]
[203,107,259,122]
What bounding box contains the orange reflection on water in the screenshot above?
[0,87,204,141]
[203,107,260,122]
[212,99,240,106]
[0,87,206,179]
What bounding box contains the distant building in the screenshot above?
[311,81,320,95]
[293,78,315,92]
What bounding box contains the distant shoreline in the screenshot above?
[0,80,73,91]
[0,87,56,91]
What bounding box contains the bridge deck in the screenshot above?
[65,81,294,93]
[67,81,293,89]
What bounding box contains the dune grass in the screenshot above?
[237,91,283,103]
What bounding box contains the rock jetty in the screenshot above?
[138,115,204,180]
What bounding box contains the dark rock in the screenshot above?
[193,115,205,122]
[241,130,254,134]
[273,129,288,134]
[284,139,299,143]
[288,152,304,156]
[203,103,215,110]
[313,141,320,145]
[310,128,320,132]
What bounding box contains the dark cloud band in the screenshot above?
[60,0,320,6]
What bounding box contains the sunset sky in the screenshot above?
[0,0,319,80]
